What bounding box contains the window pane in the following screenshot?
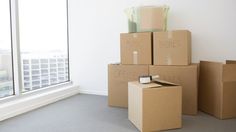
[0,0,14,98]
[19,0,69,92]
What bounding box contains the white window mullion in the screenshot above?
[10,0,23,95]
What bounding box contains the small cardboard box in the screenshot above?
[153,30,191,65]
[108,64,149,108]
[136,6,169,32]
[199,61,236,119]
[128,80,182,132]
[149,64,198,115]
[120,32,152,65]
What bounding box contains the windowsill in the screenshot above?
[0,81,73,104]
[0,82,79,121]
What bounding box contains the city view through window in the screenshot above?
[0,0,69,98]
[19,0,69,92]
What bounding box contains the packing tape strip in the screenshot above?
[167,54,172,65]
[133,51,138,64]
[168,31,172,39]
[166,31,172,65]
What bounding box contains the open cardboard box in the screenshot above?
[128,79,182,132]
[199,60,236,119]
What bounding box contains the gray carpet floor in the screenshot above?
[0,94,235,132]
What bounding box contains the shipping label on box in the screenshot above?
[153,30,191,65]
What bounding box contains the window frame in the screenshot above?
[0,0,15,98]
[0,0,71,99]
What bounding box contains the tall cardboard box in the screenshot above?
[199,61,236,119]
[149,64,198,115]
[153,30,191,65]
[128,80,182,132]
[108,64,149,108]
[120,32,152,65]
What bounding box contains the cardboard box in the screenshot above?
[120,32,152,65]
[149,64,198,115]
[128,80,182,132]
[108,64,149,108]
[153,30,191,65]
[136,6,169,32]
[199,61,236,119]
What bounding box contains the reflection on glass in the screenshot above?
[0,0,14,98]
[19,0,69,92]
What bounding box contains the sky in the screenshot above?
[0,0,11,50]
[1,0,68,53]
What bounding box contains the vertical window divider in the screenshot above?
[10,0,23,95]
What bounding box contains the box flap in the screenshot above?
[129,81,162,89]
[153,78,179,86]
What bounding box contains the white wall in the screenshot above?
[69,0,236,95]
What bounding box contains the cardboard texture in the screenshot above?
[108,64,149,108]
[128,81,182,132]
[137,6,169,32]
[120,32,152,65]
[149,64,198,115]
[199,61,236,119]
[153,30,191,65]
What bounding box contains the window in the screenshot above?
[0,0,69,98]
[0,0,14,98]
[18,0,69,92]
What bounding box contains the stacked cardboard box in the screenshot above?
[108,32,151,108]
[149,64,198,115]
[150,30,199,115]
[108,6,170,109]
[125,6,169,33]
[108,6,236,132]
[153,30,191,65]
[120,32,152,65]
[108,64,149,107]
[108,5,199,131]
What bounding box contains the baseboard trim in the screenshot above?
[78,88,108,96]
[0,85,80,121]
